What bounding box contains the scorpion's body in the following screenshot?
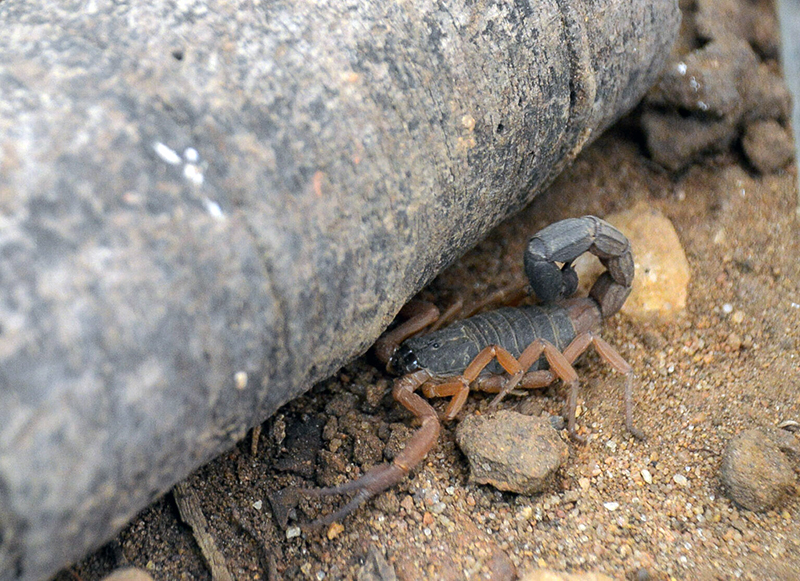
[396,303,587,378]
[286,216,642,529]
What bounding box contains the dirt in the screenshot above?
[56,1,800,580]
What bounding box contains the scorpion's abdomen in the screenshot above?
[402,304,577,378]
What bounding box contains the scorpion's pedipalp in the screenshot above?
[294,370,439,528]
[375,300,440,370]
[299,463,407,529]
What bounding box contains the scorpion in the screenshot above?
[290,215,644,528]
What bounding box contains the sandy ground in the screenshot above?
[57,2,800,580]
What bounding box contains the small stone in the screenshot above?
[518,506,534,520]
[485,550,516,581]
[574,203,690,322]
[603,502,620,511]
[720,429,796,511]
[641,469,653,484]
[578,477,591,490]
[356,545,397,581]
[100,568,155,581]
[399,495,415,512]
[286,525,301,539]
[673,474,688,487]
[253,500,263,510]
[732,310,745,324]
[742,119,795,174]
[373,490,400,515]
[326,522,344,540]
[455,410,568,495]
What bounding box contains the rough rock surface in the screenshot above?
[719,428,797,512]
[455,411,568,495]
[742,119,795,173]
[642,0,790,172]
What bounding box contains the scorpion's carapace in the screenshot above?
[282,215,643,530]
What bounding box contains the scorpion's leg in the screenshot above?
[471,369,557,394]
[561,332,645,439]
[489,339,577,407]
[421,344,526,421]
[459,282,529,319]
[486,338,587,442]
[298,369,438,528]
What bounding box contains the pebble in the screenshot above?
[400,495,415,512]
[356,545,397,581]
[327,522,345,540]
[603,502,620,511]
[455,410,569,494]
[720,429,796,511]
[286,525,301,539]
[574,203,690,322]
[742,119,795,173]
[673,474,688,487]
[641,469,653,484]
[520,569,614,581]
[100,569,155,581]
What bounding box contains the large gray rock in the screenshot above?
[0,1,679,579]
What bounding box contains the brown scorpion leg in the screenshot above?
[486,338,586,442]
[299,369,438,528]
[561,331,645,440]
[471,369,557,394]
[460,281,529,319]
[421,344,524,421]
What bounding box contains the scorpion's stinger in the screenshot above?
[524,215,634,319]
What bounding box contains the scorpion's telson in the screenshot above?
[281,215,642,529]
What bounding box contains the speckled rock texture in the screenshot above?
[455,411,569,494]
[720,428,797,512]
[641,0,790,172]
[0,1,679,579]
